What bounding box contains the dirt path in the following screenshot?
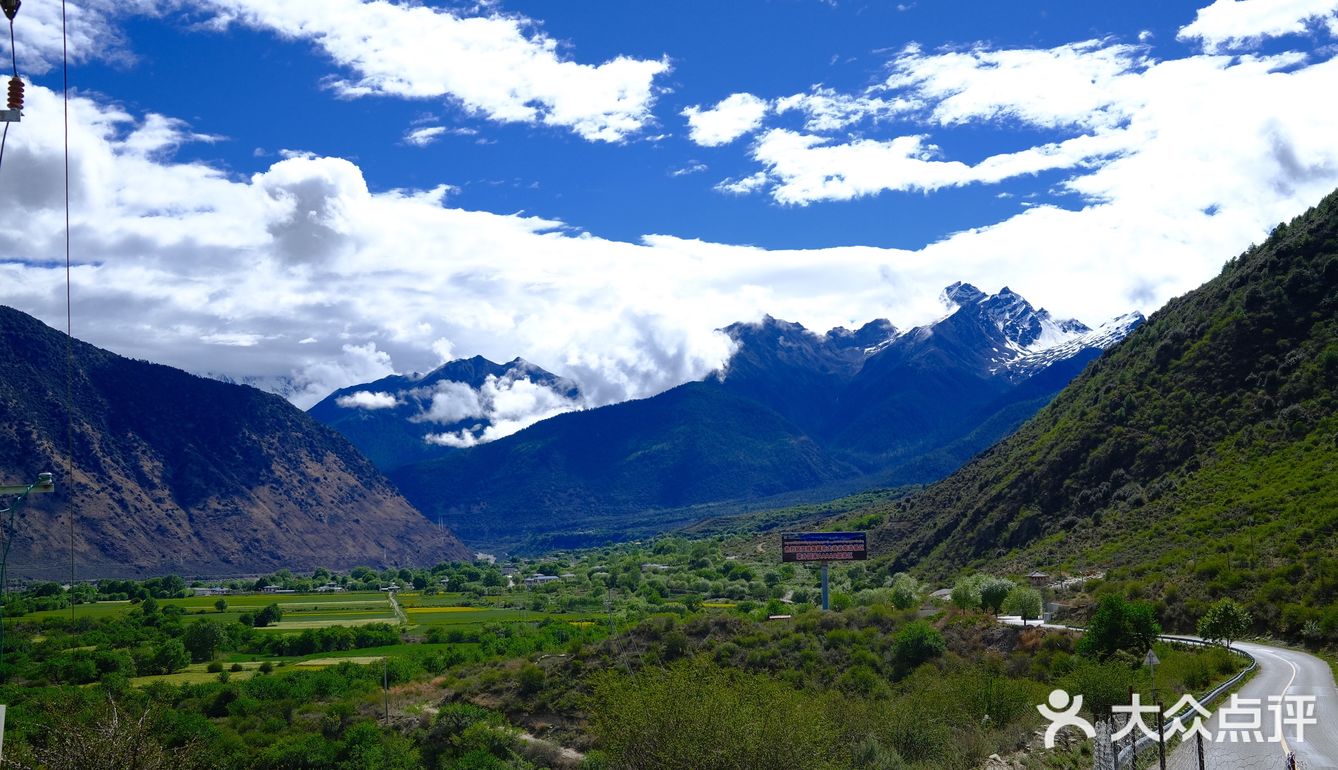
[388,591,407,625]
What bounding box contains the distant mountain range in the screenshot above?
[0,306,469,578]
[314,284,1142,552]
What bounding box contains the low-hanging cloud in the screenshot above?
[336,390,400,410]
[424,373,583,447]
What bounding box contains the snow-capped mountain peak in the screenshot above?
[999,311,1146,378]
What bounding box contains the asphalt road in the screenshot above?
[1167,640,1338,770]
[998,617,1337,769]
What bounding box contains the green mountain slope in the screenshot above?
[870,190,1338,641]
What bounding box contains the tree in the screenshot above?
[950,574,987,610]
[980,578,1015,615]
[1077,595,1162,659]
[1002,586,1043,625]
[151,638,190,674]
[1198,599,1251,649]
[253,603,283,628]
[214,598,228,613]
[888,573,922,610]
[183,620,225,663]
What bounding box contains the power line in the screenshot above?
[63,0,75,617]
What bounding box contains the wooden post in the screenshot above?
[1156,702,1166,770]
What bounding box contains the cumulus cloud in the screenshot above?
[336,390,400,409]
[5,27,1338,430]
[202,0,670,142]
[425,373,582,447]
[683,93,770,146]
[9,0,174,74]
[1179,0,1338,51]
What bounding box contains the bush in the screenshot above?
[892,620,945,672]
[206,661,224,673]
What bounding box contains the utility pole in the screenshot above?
[382,656,389,723]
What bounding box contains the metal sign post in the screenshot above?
[781,532,867,611]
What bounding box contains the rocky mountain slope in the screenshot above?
[0,306,470,578]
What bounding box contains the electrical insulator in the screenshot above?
[6,77,21,111]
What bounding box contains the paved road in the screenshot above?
[998,618,1337,769]
[1166,640,1338,770]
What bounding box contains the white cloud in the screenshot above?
[774,87,913,131]
[749,128,1127,204]
[715,171,772,196]
[287,343,398,409]
[4,34,1338,431]
[403,126,448,147]
[881,40,1150,130]
[9,0,173,74]
[1179,0,1338,51]
[201,332,267,347]
[203,0,670,142]
[425,373,582,447]
[670,161,708,177]
[416,381,486,425]
[336,390,400,409]
[683,93,770,146]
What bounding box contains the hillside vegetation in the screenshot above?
[869,188,1338,643]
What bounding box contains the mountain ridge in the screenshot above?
[368,285,1140,552]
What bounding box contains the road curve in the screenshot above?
[1168,640,1337,770]
[998,618,1337,768]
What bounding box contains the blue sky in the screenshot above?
[3,0,1338,432]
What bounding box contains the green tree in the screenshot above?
[183,620,225,663]
[888,573,922,610]
[979,578,1014,615]
[1198,599,1251,649]
[253,603,283,628]
[1077,595,1162,659]
[950,574,986,610]
[151,638,190,674]
[213,598,228,613]
[1002,586,1043,625]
